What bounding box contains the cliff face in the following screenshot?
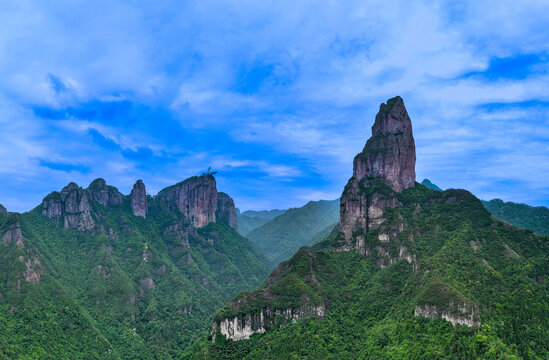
[156,175,238,230]
[42,182,96,231]
[340,96,416,248]
[213,305,326,341]
[0,204,7,215]
[353,96,415,191]
[130,180,148,218]
[87,178,123,207]
[40,174,238,232]
[216,192,238,231]
[157,175,218,228]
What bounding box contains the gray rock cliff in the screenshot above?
[87,178,123,207]
[41,182,96,231]
[157,175,218,228]
[130,180,148,218]
[216,192,238,231]
[339,96,416,256]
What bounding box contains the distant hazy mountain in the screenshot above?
[482,199,549,236]
[421,178,443,191]
[242,209,286,219]
[246,199,340,265]
[236,209,286,236]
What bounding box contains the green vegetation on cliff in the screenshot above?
[193,183,549,359]
[482,198,549,236]
[0,189,271,359]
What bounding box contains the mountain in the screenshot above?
[246,199,340,265]
[195,96,549,359]
[421,179,549,236]
[421,178,442,191]
[242,209,286,220]
[0,175,271,359]
[236,209,286,237]
[482,199,549,236]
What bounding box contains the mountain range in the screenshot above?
[1,96,547,360]
[194,96,548,359]
[0,176,270,359]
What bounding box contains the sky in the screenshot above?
[1,0,548,212]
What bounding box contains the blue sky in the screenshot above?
[1,1,549,212]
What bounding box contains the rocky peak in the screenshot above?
[216,192,238,231]
[130,180,148,218]
[87,178,122,207]
[157,175,218,228]
[0,204,7,215]
[353,96,416,192]
[42,182,95,231]
[339,96,416,253]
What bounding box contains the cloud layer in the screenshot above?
[1,0,548,212]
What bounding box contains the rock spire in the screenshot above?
[340,96,416,247]
[130,180,148,218]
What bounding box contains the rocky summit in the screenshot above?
[199,96,548,360]
[340,96,415,247]
[130,180,148,218]
[353,96,416,192]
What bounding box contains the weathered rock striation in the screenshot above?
[3,217,24,248]
[40,174,238,232]
[339,96,416,251]
[3,216,45,285]
[87,178,123,207]
[353,96,416,192]
[414,303,480,327]
[157,175,218,228]
[42,182,96,231]
[216,192,238,231]
[130,180,148,218]
[212,305,326,341]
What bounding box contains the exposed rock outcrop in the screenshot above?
[414,303,480,327]
[216,192,238,231]
[3,218,24,249]
[353,96,415,192]
[212,305,326,341]
[163,223,193,248]
[339,96,416,255]
[87,178,122,207]
[19,255,44,285]
[157,175,218,228]
[130,180,148,218]
[41,183,95,231]
[0,204,7,215]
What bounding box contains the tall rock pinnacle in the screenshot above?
[353,96,416,192]
[130,180,148,218]
[340,96,416,248]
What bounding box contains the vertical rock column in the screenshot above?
[340,96,416,248]
[130,180,148,218]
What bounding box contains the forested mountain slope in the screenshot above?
[192,96,549,360]
[0,175,271,359]
[236,209,286,237]
[246,199,339,265]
